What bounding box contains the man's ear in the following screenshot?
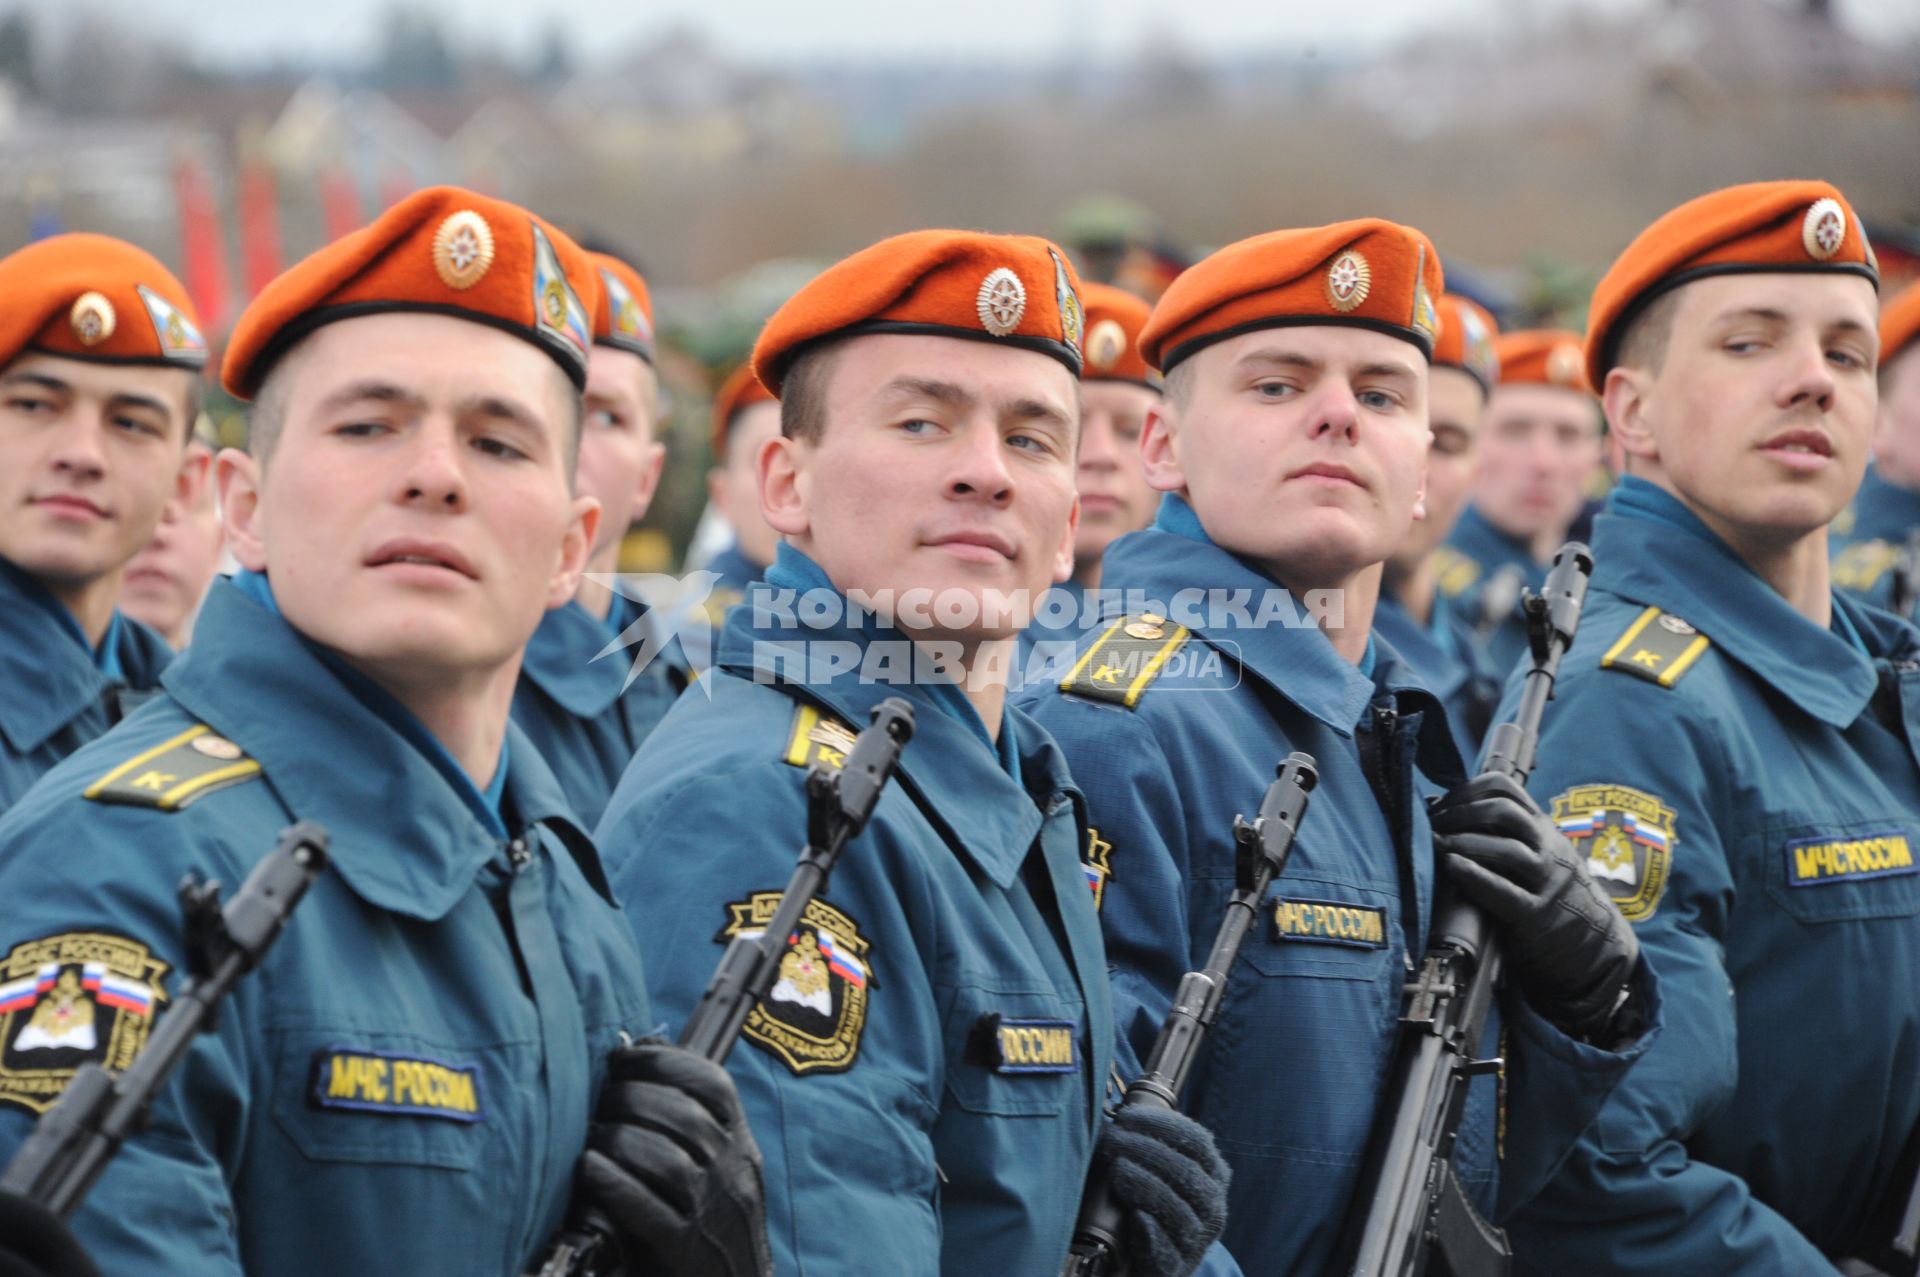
[174,442,213,509]
[1603,365,1659,466]
[1140,398,1187,494]
[548,496,602,609]
[1052,493,1080,585]
[631,439,667,524]
[216,448,267,572]
[759,434,811,538]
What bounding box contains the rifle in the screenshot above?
[534,697,916,1277]
[1062,752,1320,1277]
[1339,542,1593,1277]
[0,821,330,1218]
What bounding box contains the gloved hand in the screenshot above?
[576,1039,772,1277]
[1093,1103,1231,1277]
[1431,772,1640,1042]
[0,1190,102,1277]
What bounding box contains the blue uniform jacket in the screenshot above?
[1439,504,1545,681]
[0,557,172,812]
[1374,591,1501,756]
[0,579,652,1275]
[704,543,766,601]
[1831,465,1920,615]
[596,564,1114,1277]
[1506,485,1920,1274]
[1016,498,1657,1274]
[511,596,684,828]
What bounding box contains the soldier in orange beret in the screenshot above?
[0,233,209,811]
[1495,181,1918,1276]
[1019,281,1163,670]
[1017,218,1653,1275]
[1444,327,1605,676]
[701,361,781,604]
[1831,277,1920,610]
[1376,292,1504,751]
[510,248,683,827]
[0,188,770,1277]
[596,228,1232,1277]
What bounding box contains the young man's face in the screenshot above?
[1472,382,1603,542]
[221,313,596,685]
[1871,343,1920,489]
[1391,364,1486,570]
[1612,272,1879,544]
[579,344,665,566]
[709,401,783,568]
[121,440,224,645]
[1072,379,1161,569]
[761,333,1079,644]
[1143,325,1431,587]
[0,352,199,589]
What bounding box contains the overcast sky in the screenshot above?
[34,0,1920,69]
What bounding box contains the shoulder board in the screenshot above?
[1599,606,1712,689]
[1431,546,1482,599]
[1059,614,1191,709]
[1833,539,1899,592]
[782,702,858,772]
[84,724,262,811]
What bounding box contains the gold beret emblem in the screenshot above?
[432,210,495,290]
[1546,343,1585,387]
[1324,251,1372,313]
[977,268,1028,337]
[1802,198,1847,263]
[69,292,116,347]
[1086,319,1127,371]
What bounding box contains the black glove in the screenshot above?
[1431,772,1640,1042]
[0,1191,101,1277]
[1093,1104,1231,1277]
[576,1039,772,1277]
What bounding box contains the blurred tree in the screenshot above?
[0,14,35,99]
[371,7,460,91]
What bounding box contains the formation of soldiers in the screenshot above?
[0,173,1913,1276]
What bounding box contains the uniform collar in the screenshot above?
[720,560,1055,890]
[521,599,632,718]
[705,544,767,594]
[162,579,575,920]
[1595,481,1884,728]
[1448,504,1543,581]
[0,558,135,753]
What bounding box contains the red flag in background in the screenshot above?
[238,157,283,298]
[173,151,231,335]
[320,167,363,242]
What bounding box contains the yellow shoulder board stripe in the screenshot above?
[1600,606,1711,689]
[1059,614,1191,709]
[84,724,262,811]
[782,702,858,772]
[1833,539,1899,592]
[1431,546,1482,599]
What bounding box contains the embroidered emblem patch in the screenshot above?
[69,292,116,346]
[1409,242,1437,343]
[1086,318,1127,372]
[1802,197,1846,262]
[310,1048,484,1122]
[1553,784,1676,922]
[1272,899,1387,949]
[1833,540,1899,592]
[1546,341,1585,387]
[1456,303,1498,389]
[135,285,207,362]
[1083,827,1112,913]
[598,265,654,358]
[1324,251,1371,313]
[431,210,495,290]
[0,932,169,1116]
[83,724,261,812]
[719,893,873,1076]
[531,223,590,365]
[1051,249,1083,351]
[1785,829,1915,887]
[1431,546,1482,599]
[967,1013,1078,1075]
[782,703,859,772]
[977,267,1027,337]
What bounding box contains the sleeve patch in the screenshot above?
[1082,827,1112,914]
[717,892,873,1076]
[782,702,858,772]
[84,724,262,811]
[0,932,171,1116]
[1599,607,1711,688]
[1551,784,1676,922]
[1059,614,1190,708]
[1431,546,1483,599]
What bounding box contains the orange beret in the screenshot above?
[222,185,601,399]
[1078,282,1159,389]
[752,229,1086,394]
[711,361,778,456]
[1140,218,1443,372]
[1882,278,1920,368]
[1431,293,1499,394]
[1586,180,1877,389]
[0,233,206,372]
[589,251,655,363]
[1494,329,1591,394]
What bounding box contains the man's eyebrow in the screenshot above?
[1710,305,1791,327]
[106,392,175,419]
[0,372,70,394]
[458,393,546,433]
[1355,360,1420,381]
[882,375,974,408]
[1233,348,1321,374]
[315,380,427,415]
[1003,396,1073,428]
